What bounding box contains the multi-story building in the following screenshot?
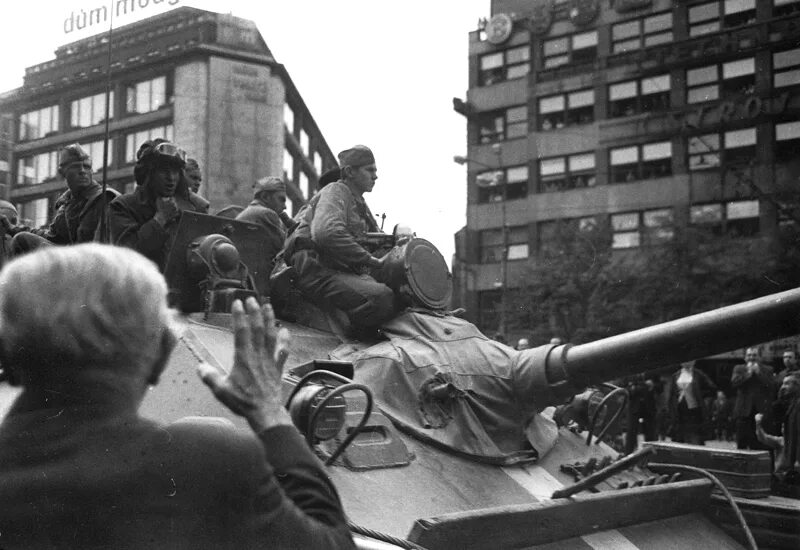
[453,0,800,340]
[0,6,336,228]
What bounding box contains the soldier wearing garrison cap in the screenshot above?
[0,143,119,255]
[236,176,290,267]
[282,145,397,334]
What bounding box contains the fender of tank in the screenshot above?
[126,212,800,549]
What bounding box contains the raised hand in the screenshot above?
[198,297,292,432]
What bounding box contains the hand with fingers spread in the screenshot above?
[198,297,293,433]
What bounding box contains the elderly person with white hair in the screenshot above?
[0,244,354,549]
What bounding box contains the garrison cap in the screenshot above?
[0,200,17,225]
[59,143,91,167]
[253,176,286,194]
[185,157,200,171]
[337,145,375,168]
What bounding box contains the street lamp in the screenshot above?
[454,146,508,337]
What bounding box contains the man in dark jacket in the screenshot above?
[0,243,354,549]
[284,145,396,331]
[236,176,289,265]
[109,139,207,269]
[732,347,777,450]
[2,144,118,253]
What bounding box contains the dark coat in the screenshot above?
[109,187,207,268]
[0,400,354,550]
[731,362,776,419]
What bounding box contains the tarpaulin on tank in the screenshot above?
[331,311,557,465]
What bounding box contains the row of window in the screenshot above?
[477,48,799,142]
[474,121,800,202]
[19,76,168,141]
[478,1,799,86]
[478,199,762,263]
[15,124,173,185]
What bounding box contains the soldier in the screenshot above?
[109,139,205,269]
[184,157,203,194]
[236,176,289,258]
[1,144,118,254]
[284,145,395,331]
[0,201,18,268]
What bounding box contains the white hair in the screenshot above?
[0,243,173,381]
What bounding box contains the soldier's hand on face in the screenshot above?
[197,298,292,432]
[154,197,180,226]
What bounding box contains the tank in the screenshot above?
[3,213,798,549]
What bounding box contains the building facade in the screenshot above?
[453,0,800,340]
[0,6,336,228]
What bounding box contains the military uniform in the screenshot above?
[286,179,395,328]
[109,186,207,269]
[236,176,290,267]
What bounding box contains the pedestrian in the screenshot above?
[731,347,777,450]
[711,390,733,441]
[668,361,717,445]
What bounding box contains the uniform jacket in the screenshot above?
[34,182,119,244]
[109,187,207,269]
[236,200,286,263]
[289,181,380,272]
[731,362,776,418]
[0,399,354,550]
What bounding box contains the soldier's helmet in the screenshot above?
[0,200,18,225]
[134,139,186,185]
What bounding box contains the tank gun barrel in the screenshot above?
[529,288,800,406]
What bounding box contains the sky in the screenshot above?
[0,0,492,265]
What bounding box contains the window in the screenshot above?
[19,105,59,141]
[689,134,721,170]
[126,76,166,114]
[539,152,596,192]
[611,208,674,249]
[479,226,529,264]
[542,31,598,69]
[476,165,528,203]
[688,127,756,169]
[478,45,530,86]
[686,57,754,103]
[83,140,115,169]
[689,0,756,36]
[283,149,294,181]
[774,48,800,89]
[477,105,528,143]
[724,127,757,164]
[299,129,309,155]
[124,125,174,163]
[284,103,294,132]
[478,289,502,332]
[691,200,759,237]
[17,198,49,228]
[775,121,800,162]
[299,171,309,200]
[610,141,672,183]
[609,74,670,117]
[311,151,322,175]
[538,89,594,130]
[611,12,673,54]
[16,151,59,185]
[70,91,114,128]
[775,0,800,17]
[539,216,600,254]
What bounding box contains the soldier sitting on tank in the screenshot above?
[178,156,210,212]
[0,201,19,269]
[756,372,800,486]
[236,176,290,266]
[0,244,354,549]
[109,139,207,269]
[283,145,396,332]
[0,144,119,254]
